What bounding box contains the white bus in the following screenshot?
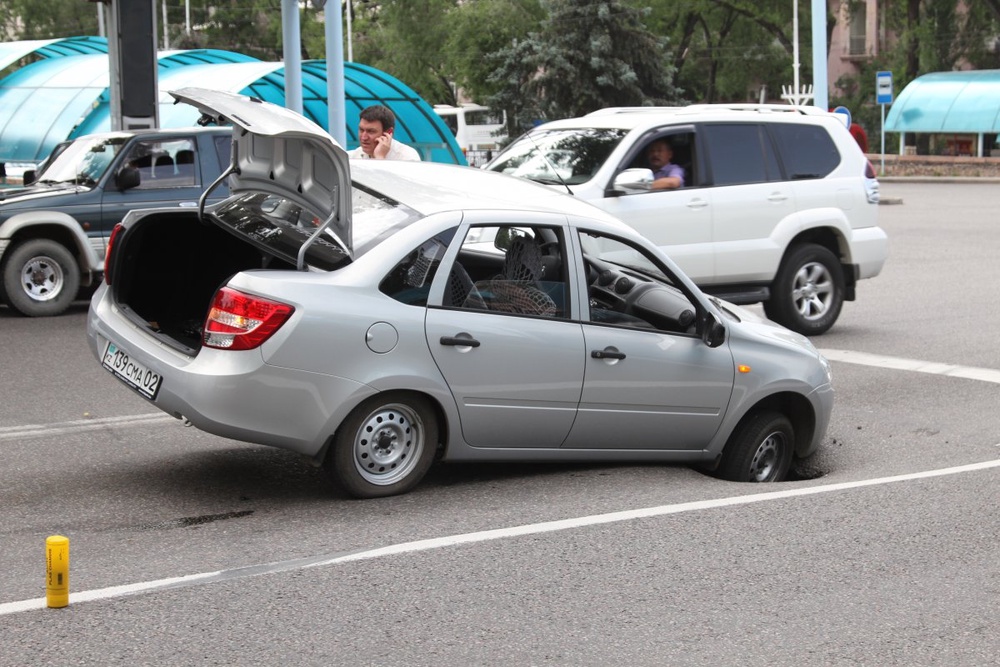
[433,103,507,166]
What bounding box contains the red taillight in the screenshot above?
[203,287,294,350]
[864,159,877,179]
[104,223,124,285]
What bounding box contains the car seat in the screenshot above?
[478,236,557,316]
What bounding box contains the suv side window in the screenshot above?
[124,138,198,189]
[768,124,841,180]
[702,124,781,186]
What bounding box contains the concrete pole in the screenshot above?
[325,3,347,147]
[282,0,303,114]
[811,0,829,110]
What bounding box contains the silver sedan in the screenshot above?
[87,88,833,498]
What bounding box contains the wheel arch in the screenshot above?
[0,214,102,275]
[730,391,817,459]
[311,387,453,467]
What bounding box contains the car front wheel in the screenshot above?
[717,411,794,483]
[325,392,438,498]
[764,243,844,336]
[2,239,81,317]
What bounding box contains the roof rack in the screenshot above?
[586,103,829,117]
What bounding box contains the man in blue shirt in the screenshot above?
[646,139,685,190]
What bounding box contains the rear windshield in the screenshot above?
[488,128,627,185]
[212,185,421,271]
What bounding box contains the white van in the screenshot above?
[434,104,507,166]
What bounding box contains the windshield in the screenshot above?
[212,184,421,271]
[33,135,129,187]
[488,128,627,186]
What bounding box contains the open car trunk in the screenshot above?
[111,210,294,354]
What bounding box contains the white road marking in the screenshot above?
[819,348,1000,385]
[2,458,998,617]
[0,413,176,441]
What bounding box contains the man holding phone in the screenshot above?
[349,105,421,161]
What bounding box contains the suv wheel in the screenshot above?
[764,243,844,336]
[1,239,81,317]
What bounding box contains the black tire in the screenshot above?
[717,411,794,483]
[324,392,438,498]
[763,243,844,336]
[2,239,81,317]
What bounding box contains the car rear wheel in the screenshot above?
[717,411,794,483]
[2,239,81,317]
[325,392,438,498]
[764,243,844,336]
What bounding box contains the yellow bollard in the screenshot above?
[46,535,69,608]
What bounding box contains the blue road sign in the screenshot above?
[876,71,893,105]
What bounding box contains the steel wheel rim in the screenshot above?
[791,261,834,321]
[21,255,64,302]
[353,403,423,486]
[748,430,785,482]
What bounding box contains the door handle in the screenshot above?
[440,335,481,348]
[686,198,709,209]
[767,193,789,202]
[591,348,625,360]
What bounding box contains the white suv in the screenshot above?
[487,104,887,335]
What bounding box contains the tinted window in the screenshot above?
[702,124,779,186]
[769,124,841,179]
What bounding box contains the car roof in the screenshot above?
[534,104,840,132]
[351,159,632,229]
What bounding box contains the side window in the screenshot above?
[769,124,841,179]
[124,138,198,189]
[628,132,695,190]
[379,230,455,306]
[702,124,780,186]
[449,225,568,318]
[578,231,697,335]
[214,135,233,175]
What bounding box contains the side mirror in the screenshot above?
[115,166,141,191]
[701,313,726,348]
[609,168,653,195]
[23,169,36,186]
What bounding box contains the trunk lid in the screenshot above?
[169,87,353,256]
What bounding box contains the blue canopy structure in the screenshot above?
[885,70,1000,156]
[0,36,464,167]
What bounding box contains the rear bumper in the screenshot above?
[87,288,372,457]
[849,225,889,280]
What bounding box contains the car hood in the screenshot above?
[0,183,91,207]
[169,87,353,255]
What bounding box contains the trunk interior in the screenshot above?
[112,210,295,353]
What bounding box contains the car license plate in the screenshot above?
[101,340,162,400]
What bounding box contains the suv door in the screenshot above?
[699,123,797,286]
[595,126,716,281]
[98,136,208,254]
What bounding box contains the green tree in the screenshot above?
[348,0,458,104]
[0,0,99,40]
[642,0,807,103]
[444,0,545,103]
[486,0,681,138]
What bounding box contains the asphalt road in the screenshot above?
[1,181,998,666]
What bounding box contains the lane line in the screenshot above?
[819,348,1000,384]
[0,413,175,441]
[3,457,998,617]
